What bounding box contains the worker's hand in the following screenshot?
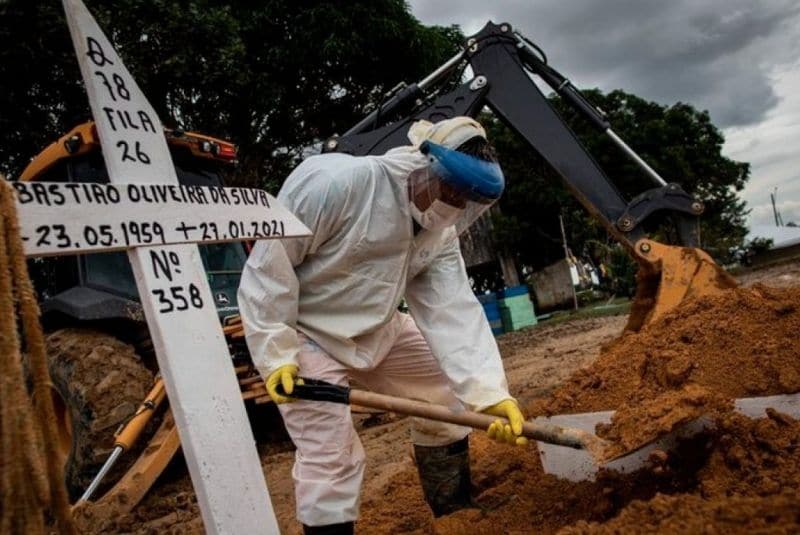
[482,398,528,446]
[265,364,302,404]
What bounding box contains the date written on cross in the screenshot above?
[28,219,285,250]
[13,181,310,257]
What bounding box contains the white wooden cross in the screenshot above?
[12,1,312,532]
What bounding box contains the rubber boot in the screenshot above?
[413,435,472,517]
[303,521,354,535]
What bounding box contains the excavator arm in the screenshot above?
[324,21,736,330]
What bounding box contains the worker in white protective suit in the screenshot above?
[238,116,526,535]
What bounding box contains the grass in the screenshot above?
[534,296,631,327]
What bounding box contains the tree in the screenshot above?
[0,0,462,188]
[0,1,88,178]
[484,89,750,291]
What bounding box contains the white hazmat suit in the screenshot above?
[238,131,511,526]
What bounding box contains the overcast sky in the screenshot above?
[408,0,800,229]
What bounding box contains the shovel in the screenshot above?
[277,379,610,460]
[533,393,800,481]
[269,379,780,479]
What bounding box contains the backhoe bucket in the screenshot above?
[626,239,738,332]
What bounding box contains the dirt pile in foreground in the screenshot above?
[562,410,800,534]
[562,493,800,534]
[359,284,800,533]
[356,408,800,534]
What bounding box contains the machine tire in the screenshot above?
[45,328,154,501]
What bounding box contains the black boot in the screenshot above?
[303,521,354,535]
[413,435,472,517]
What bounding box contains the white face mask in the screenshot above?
[409,199,463,230]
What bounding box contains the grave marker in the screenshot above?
[18,1,313,532]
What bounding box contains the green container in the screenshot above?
[499,292,537,331]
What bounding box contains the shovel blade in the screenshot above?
[534,394,800,482]
[535,412,715,482]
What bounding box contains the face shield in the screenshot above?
[408,140,505,234]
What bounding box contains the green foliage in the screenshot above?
[746,237,774,255]
[0,1,88,177]
[587,241,637,297]
[734,236,773,267]
[0,0,462,188]
[1,4,752,297]
[486,88,750,290]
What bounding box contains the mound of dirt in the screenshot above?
[561,492,800,534]
[358,283,800,533]
[358,403,800,534]
[563,410,800,534]
[530,286,800,438]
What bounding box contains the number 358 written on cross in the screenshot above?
[151,284,204,314]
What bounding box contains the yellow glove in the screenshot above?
[265,364,302,404]
[483,398,528,446]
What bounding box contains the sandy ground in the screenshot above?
[737,259,800,288]
[88,258,800,534]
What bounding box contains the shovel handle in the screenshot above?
[280,379,595,450]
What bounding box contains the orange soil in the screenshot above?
[75,273,800,533]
